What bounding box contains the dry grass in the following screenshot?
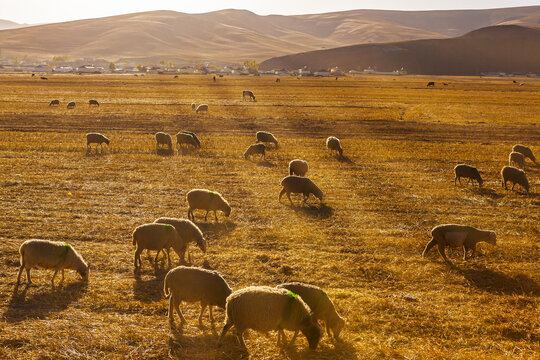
[0,74,538,359]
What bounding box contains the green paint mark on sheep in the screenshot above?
[286,290,299,299]
[164,224,174,232]
[187,134,193,138]
[61,243,72,260]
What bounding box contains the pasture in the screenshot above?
[0,74,538,359]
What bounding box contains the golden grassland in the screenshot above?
[0,74,538,359]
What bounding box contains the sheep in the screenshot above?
[242,90,256,101]
[49,99,60,106]
[16,239,89,287]
[196,104,208,113]
[154,217,206,264]
[163,266,232,327]
[187,189,231,222]
[277,282,345,340]
[501,166,529,194]
[427,81,435,87]
[279,176,323,205]
[218,286,322,351]
[289,159,308,176]
[454,164,483,187]
[512,144,536,164]
[191,103,196,110]
[67,101,76,109]
[89,99,100,106]
[176,132,200,150]
[132,223,183,270]
[155,132,173,152]
[326,136,343,157]
[179,131,201,148]
[422,224,496,263]
[256,131,278,148]
[86,133,110,153]
[509,151,525,169]
[276,78,280,83]
[244,143,266,160]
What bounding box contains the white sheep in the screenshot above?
[176,132,199,150]
[422,224,497,263]
[155,132,173,152]
[277,282,345,339]
[132,223,183,270]
[454,164,483,187]
[86,133,110,153]
[289,159,308,176]
[508,151,525,169]
[256,131,278,148]
[196,104,208,113]
[501,166,529,194]
[279,176,323,205]
[218,286,322,352]
[154,217,206,264]
[187,189,231,222]
[512,144,536,164]
[326,136,343,157]
[163,266,232,327]
[244,143,266,160]
[17,239,89,287]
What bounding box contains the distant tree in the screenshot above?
[109,62,116,71]
[13,56,19,66]
[160,59,165,66]
[136,64,143,72]
[167,60,173,68]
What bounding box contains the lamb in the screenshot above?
[256,131,278,148]
[244,143,266,160]
[86,133,110,153]
[422,224,496,263]
[289,159,308,176]
[279,176,323,205]
[218,286,322,352]
[17,239,89,287]
[501,166,529,194]
[67,101,76,109]
[154,217,207,264]
[163,266,232,327]
[176,132,200,150]
[132,223,183,270]
[326,136,343,157]
[89,99,100,106]
[512,144,536,164]
[276,282,345,339]
[187,189,231,222]
[196,104,208,113]
[191,103,196,110]
[49,99,60,106]
[454,164,483,187]
[242,90,256,101]
[508,151,525,169]
[155,132,173,151]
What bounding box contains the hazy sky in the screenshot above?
[3,0,539,24]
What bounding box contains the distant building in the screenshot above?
[77,65,103,74]
[53,66,73,73]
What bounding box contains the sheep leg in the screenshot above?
[166,248,171,268]
[422,238,437,257]
[154,249,162,264]
[326,323,332,337]
[134,248,142,269]
[218,321,233,345]
[198,302,207,326]
[188,208,193,221]
[463,245,468,261]
[26,268,32,284]
[174,299,186,324]
[511,182,516,191]
[51,269,59,287]
[437,244,451,264]
[168,297,175,322]
[235,331,247,350]
[204,211,209,221]
[278,188,286,202]
[214,210,218,223]
[16,265,25,284]
[470,244,477,258]
[277,329,286,346]
[288,330,299,347]
[60,269,64,284]
[209,306,215,325]
[287,193,293,205]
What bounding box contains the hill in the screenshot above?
[0,6,539,62]
[0,19,26,31]
[260,25,540,75]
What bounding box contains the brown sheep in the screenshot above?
[512,144,536,164]
[454,164,483,187]
[155,132,173,152]
[501,166,529,193]
[509,152,525,169]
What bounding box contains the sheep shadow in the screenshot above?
[168,328,247,360]
[133,265,169,303]
[337,155,354,164]
[195,221,237,237]
[157,148,175,156]
[282,338,358,359]
[3,281,88,323]
[293,203,334,219]
[256,160,277,168]
[459,266,540,296]
[469,187,504,199]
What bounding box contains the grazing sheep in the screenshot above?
[196,104,208,113]
[191,103,196,110]
[49,99,60,106]
[244,143,266,160]
[155,132,173,151]
[163,266,232,327]
[279,176,323,205]
[179,131,201,148]
[187,189,231,222]
[154,217,206,264]
[512,144,536,163]
[242,90,256,101]
[176,132,200,150]
[218,286,322,351]
[276,78,280,83]
[509,151,525,169]
[422,224,496,263]
[454,164,483,187]
[277,282,345,339]
[326,136,343,157]
[256,131,278,148]
[89,99,99,107]
[17,239,89,287]
[41,76,48,80]
[501,166,529,193]
[67,101,76,109]
[86,133,110,153]
[289,159,308,176]
[132,223,182,270]
[427,81,435,87]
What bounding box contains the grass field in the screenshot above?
[0,74,538,360]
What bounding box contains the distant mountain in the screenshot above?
[260,25,540,75]
[0,7,539,62]
[0,19,27,31]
